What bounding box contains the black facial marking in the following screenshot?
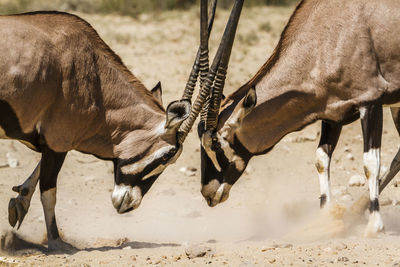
[320,194,327,208]
[369,198,380,213]
[0,99,40,150]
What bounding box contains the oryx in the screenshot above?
[198,0,400,237]
[0,6,217,251]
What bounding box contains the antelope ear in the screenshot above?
[151,81,163,107]
[243,86,257,111]
[165,100,191,131]
[226,86,257,130]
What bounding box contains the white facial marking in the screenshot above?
[121,145,175,175]
[315,147,331,203]
[202,131,222,172]
[359,106,367,119]
[111,184,142,213]
[154,121,166,135]
[40,188,57,228]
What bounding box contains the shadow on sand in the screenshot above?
[1,231,180,256]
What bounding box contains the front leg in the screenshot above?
[8,161,41,228]
[38,145,75,252]
[360,105,384,237]
[315,121,342,208]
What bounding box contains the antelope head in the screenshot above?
[196,0,249,207]
[111,92,191,213]
[111,0,219,214]
[199,86,256,207]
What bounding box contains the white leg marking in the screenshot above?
[363,148,384,236]
[359,106,367,120]
[316,147,331,204]
[363,148,380,201]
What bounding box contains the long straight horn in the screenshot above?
[205,0,243,131]
[178,0,244,144]
[181,0,217,101]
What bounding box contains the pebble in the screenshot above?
[6,152,19,168]
[346,153,355,161]
[348,174,366,187]
[338,256,349,262]
[179,166,197,177]
[185,244,213,259]
[332,241,347,251]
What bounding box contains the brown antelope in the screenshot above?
[0,3,224,251]
[198,0,400,237]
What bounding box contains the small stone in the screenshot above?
[324,247,332,252]
[179,167,197,177]
[185,244,212,259]
[349,175,365,187]
[338,256,349,262]
[261,246,275,252]
[122,246,132,250]
[346,153,355,161]
[268,258,276,264]
[344,146,351,152]
[6,152,19,168]
[332,241,347,251]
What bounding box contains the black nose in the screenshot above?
[205,197,218,207]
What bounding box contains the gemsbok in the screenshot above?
[0,0,226,250]
[198,0,400,237]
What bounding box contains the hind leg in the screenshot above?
[8,161,41,229]
[315,121,342,208]
[360,105,384,237]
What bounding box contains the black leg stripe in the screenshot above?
[320,194,327,208]
[369,198,380,212]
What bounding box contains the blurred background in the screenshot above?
[0,0,298,16]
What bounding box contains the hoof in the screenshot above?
[8,197,29,229]
[364,212,384,238]
[47,238,78,254]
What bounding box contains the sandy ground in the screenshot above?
[0,5,400,266]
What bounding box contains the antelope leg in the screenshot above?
[359,105,384,237]
[315,121,342,208]
[38,145,76,253]
[8,161,41,229]
[350,107,400,214]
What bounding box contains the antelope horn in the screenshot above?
[205,0,243,131]
[181,0,218,101]
[178,0,244,144]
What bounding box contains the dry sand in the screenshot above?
[0,5,399,266]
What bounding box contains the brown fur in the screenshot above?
[220,0,400,153]
[0,11,172,160]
